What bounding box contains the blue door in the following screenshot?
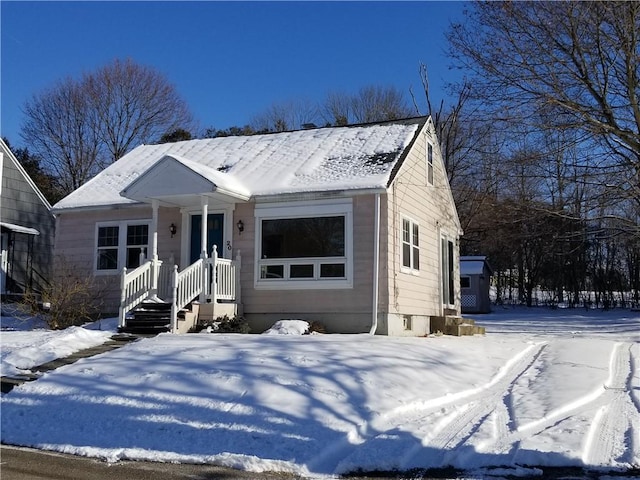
[190,214,224,263]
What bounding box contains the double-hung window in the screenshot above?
[427,142,434,186]
[255,200,353,289]
[401,217,420,272]
[95,221,150,273]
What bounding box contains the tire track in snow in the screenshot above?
[411,342,548,467]
[307,342,547,474]
[483,341,639,468]
[582,342,638,467]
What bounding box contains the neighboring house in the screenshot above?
[0,139,55,297]
[460,256,493,314]
[52,117,463,335]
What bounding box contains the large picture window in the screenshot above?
[95,221,150,272]
[255,201,353,289]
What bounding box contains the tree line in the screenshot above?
[11,2,640,308]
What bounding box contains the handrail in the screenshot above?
[118,260,154,327]
[173,258,203,313]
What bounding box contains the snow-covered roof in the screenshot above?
[53,118,425,211]
[0,221,40,236]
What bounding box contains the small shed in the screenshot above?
[460,256,493,314]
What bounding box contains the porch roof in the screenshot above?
[0,222,40,236]
[52,117,425,211]
[120,154,251,206]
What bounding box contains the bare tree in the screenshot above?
[85,59,193,161]
[251,98,320,133]
[350,85,414,124]
[21,59,194,195]
[22,78,102,194]
[447,1,640,236]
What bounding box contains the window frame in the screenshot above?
[94,219,151,274]
[441,234,456,307]
[400,216,420,274]
[254,200,353,290]
[426,141,434,186]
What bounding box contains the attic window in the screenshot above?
[427,142,434,186]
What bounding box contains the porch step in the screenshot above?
[430,315,485,336]
[119,301,172,334]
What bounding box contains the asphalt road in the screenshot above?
[0,445,305,480]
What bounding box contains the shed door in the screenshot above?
[190,213,224,263]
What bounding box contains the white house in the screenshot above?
[52,117,465,335]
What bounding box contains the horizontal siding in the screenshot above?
[1,150,55,291]
[54,205,184,314]
[383,122,461,319]
[240,196,375,321]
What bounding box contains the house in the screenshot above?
[0,139,55,298]
[460,256,493,314]
[51,117,463,335]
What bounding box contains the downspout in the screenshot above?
[370,193,381,335]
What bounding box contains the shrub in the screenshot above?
[197,315,251,334]
[22,257,105,330]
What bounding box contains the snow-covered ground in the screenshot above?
[1,308,639,479]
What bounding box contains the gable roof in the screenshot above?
[0,138,53,211]
[53,117,426,211]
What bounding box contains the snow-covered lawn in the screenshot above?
[0,315,113,377]
[1,308,639,479]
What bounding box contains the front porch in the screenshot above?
[118,246,241,333]
[115,154,251,334]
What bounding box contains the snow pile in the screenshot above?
[1,308,639,478]
[262,320,310,335]
[1,325,113,377]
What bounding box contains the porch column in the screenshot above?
[151,199,159,262]
[150,199,159,295]
[200,196,209,302]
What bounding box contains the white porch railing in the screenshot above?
[170,259,203,330]
[118,260,155,328]
[119,248,240,332]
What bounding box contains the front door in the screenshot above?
[190,213,224,263]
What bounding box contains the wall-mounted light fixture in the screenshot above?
[236,220,244,235]
[169,223,177,237]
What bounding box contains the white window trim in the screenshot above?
[254,199,353,290]
[400,216,420,275]
[94,219,151,275]
[440,233,457,309]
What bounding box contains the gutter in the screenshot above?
[370,193,381,335]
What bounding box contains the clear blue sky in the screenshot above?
[1,1,467,149]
